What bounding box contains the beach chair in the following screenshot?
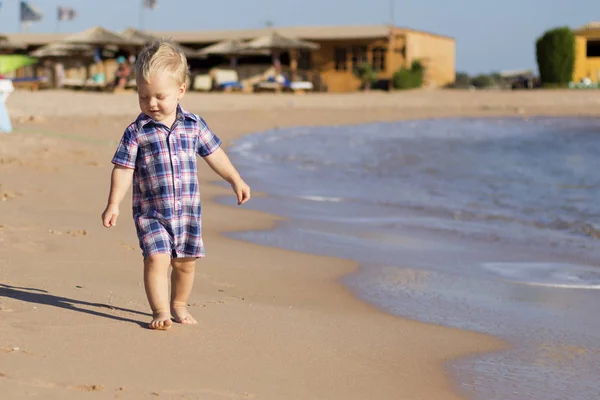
[193,74,212,92]
[254,74,314,93]
[83,73,110,92]
[11,76,48,91]
[61,77,86,89]
[213,69,243,91]
[287,81,314,93]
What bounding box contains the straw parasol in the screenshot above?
[197,39,269,67]
[243,32,319,80]
[31,27,139,58]
[0,35,27,52]
[121,27,202,58]
[30,42,94,58]
[62,26,143,47]
[243,32,320,51]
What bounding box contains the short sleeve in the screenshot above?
[111,126,139,169]
[196,117,222,157]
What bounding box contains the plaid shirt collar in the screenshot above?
[135,105,198,130]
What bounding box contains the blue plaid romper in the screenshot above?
[112,106,222,258]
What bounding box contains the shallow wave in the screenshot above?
[482,262,600,289]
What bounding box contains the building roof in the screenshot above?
[577,22,600,32]
[5,25,454,46]
[574,22,600,38]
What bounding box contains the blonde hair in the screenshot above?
[135,39,188,84]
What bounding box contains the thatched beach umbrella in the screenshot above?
[243,32,319,80]
[30,42,94,58]
[244,32,319,52]
[63,26,143,47]
[0,36,26,52]
[121,27,201,58]
[197,39,269,67]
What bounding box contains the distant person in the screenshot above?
[113,56,131,90]
[55,62,65,89]
[101,39,251,330]
[0,77,13,133]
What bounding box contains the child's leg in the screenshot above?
[170,257,198,325]
[143,253,173,330]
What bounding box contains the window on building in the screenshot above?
[334,47,348,71]
[372,47,387,72]
[297,50,312,70]
[351,46,368,70]
[587,41,600,57]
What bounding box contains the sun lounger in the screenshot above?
[193,74,212,92]
[213,69,243,91]
[254,75,314,93]
[11,76,47,91]
[288,81,314,91]
[62,78,86,89]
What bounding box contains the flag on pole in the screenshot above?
[20,1,43,22]
[57,6,77,21]
[143,0,157,9]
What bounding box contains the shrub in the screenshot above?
[536,27,575,85]
[393,59,425,90]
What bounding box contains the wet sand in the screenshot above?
[1,89,598,399]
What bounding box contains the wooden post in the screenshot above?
[290,49,298,82]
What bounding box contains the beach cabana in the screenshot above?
[43,27,142,90]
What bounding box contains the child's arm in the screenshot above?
[203,148,251,205]
[101,165,134,228]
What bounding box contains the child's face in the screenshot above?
[137,71,186,124]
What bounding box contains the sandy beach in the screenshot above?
[1,89,599,399]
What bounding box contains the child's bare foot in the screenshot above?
[171,305,197,325]
[149,312,172,330]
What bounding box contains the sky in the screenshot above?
[0,0,598,75]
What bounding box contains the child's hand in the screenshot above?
[102,204,120,228]
[232,179,251,206]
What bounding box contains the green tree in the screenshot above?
[353,62,378,90]
[536,27,575,85]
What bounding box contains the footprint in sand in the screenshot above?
[74,384,103,392]
[48,229,88,237]
[0,187,22,201]
[1,347,32,355]
[213,281,235,289]
[119,242,136,251]
[0,304,14,312]
[0,157,23,166]
[66,230,87,237]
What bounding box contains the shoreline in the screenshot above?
[191,103,600,400]
[1,90,597,399]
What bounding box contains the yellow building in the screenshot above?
[7,25,456,92]
[574,22,600,82]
